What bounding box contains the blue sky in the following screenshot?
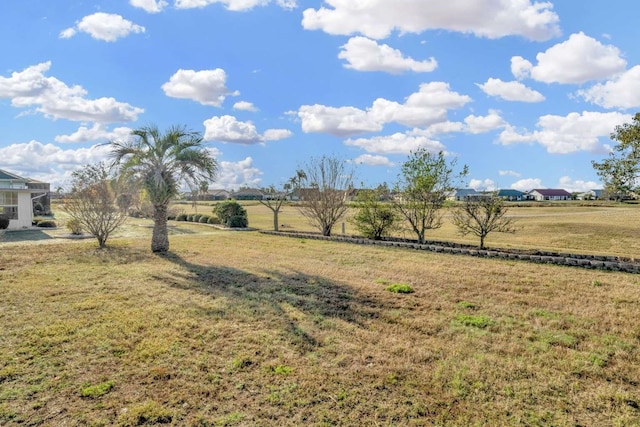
[1,1,639,192]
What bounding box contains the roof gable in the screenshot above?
[0,169,28,182]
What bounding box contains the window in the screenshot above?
[0,192,18,219]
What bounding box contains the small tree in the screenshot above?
[393,149,467,244]
[297,155,355,236]
[259,184,289,231]
[62,162,129,248]
[214,200,248,228]
[351,186,398,240]
[452,193,517,249]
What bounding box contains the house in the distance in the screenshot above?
[576,189,603,200]
[232,188,265,200]
[496,189,526,201]
[0,169,49,229]
[528,188,572,201]
[449,188,482,201]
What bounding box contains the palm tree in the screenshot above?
[110,124,218,253]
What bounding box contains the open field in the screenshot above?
[2,220,640,425]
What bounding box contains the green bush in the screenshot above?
[227,215,248,228]
[192,214,202,222]
[0,215,9,230]
[214,200,247,226]
[207,216,220,224]
[36,220,57,228]
[198,215,210,223]
[175,213,188,221]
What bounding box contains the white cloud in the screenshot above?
[511,32,627,84]
[0,140,112,188]
[558,176,599,193]
[175,0,295,11]
[511,178,542,192]
[295,83,470,136]
[578,66,640,109]
[302,0,560,41]
[338,36,437,74]
[233,101,258,111]
[55,124,133,143]
[477,78,544,102]
[345,132,445,155]
[352,154,394,166]
[464,111,506,134]
[498,111,632,154]
[62,13,145,42]
[130,0,169,13]
[0,62,143,123]
[203,115,291,144]
[469,178,496,191]
[499,170,521,177]
[217,157,263,190]
[162,68,238,107]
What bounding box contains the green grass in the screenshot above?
[1,221,640,425]
[385,283,414,293]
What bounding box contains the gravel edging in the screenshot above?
[259,230,640,274]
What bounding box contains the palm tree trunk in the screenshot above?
[152,203,169,253]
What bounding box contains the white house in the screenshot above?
[0,169,39,229]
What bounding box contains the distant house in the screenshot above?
[0,169,49,229]
[528,188,572,201]
[450,188,482,201]
[204,189,230,201]
[496,189,526,201]
[576,189,603,200]
[232,188,265,200]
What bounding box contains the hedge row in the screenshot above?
[260,230,640,274]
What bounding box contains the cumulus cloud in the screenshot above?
[498,111,631,154]
[352,154,394,166]
[175,0,296,11]
[203,115,292,144]
[511,32,627,84]
[499,170,521,177]
[469,178,496,191]
[162,68,238,106]
[578,66,640,109]
[233,101,258,111]
[295,82,471,136]
[217,157,263,190]
[477,78,544,102]
[0,62,143,123]
[510,178,542,192]
[345,132,445,155]
[558,176,599,193]
[338,37,437,74]
[302,0,560,41]
[464,111,506,134]
[60,13,145,42]
[55,124,133,143]
[130,0,169,13]
[0,140,112,188]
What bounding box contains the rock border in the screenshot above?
[259,230,640,274]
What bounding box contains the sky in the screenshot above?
[1,1,639,192]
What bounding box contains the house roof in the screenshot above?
[497,189,524,197]
[530,188,572,196]
[233,188,264,196]
[0,168,28,182]
[455,188,480,196]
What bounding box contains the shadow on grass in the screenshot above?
[0,229,54,243]
[156,251,389,352]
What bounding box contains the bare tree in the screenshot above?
[451,193,517,249]
[62,162,129,248]
[297,155,355,236]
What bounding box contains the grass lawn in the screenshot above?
[1,227,640,425]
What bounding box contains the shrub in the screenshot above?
[175,213,188,221]
[36,220,57,228]
[214,200,247,226]
[186,215,196,222]
[66,218,83,235]
[198,215,210,223]
[207,216,220,224]
[192,214,202,222]
[386,283,414,293]
[227,215,248,228]
[0,215,9,230]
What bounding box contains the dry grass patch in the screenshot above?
[1,231,640,425]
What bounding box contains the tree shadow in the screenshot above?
[154,251,392,353]
[0,229,54,243]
